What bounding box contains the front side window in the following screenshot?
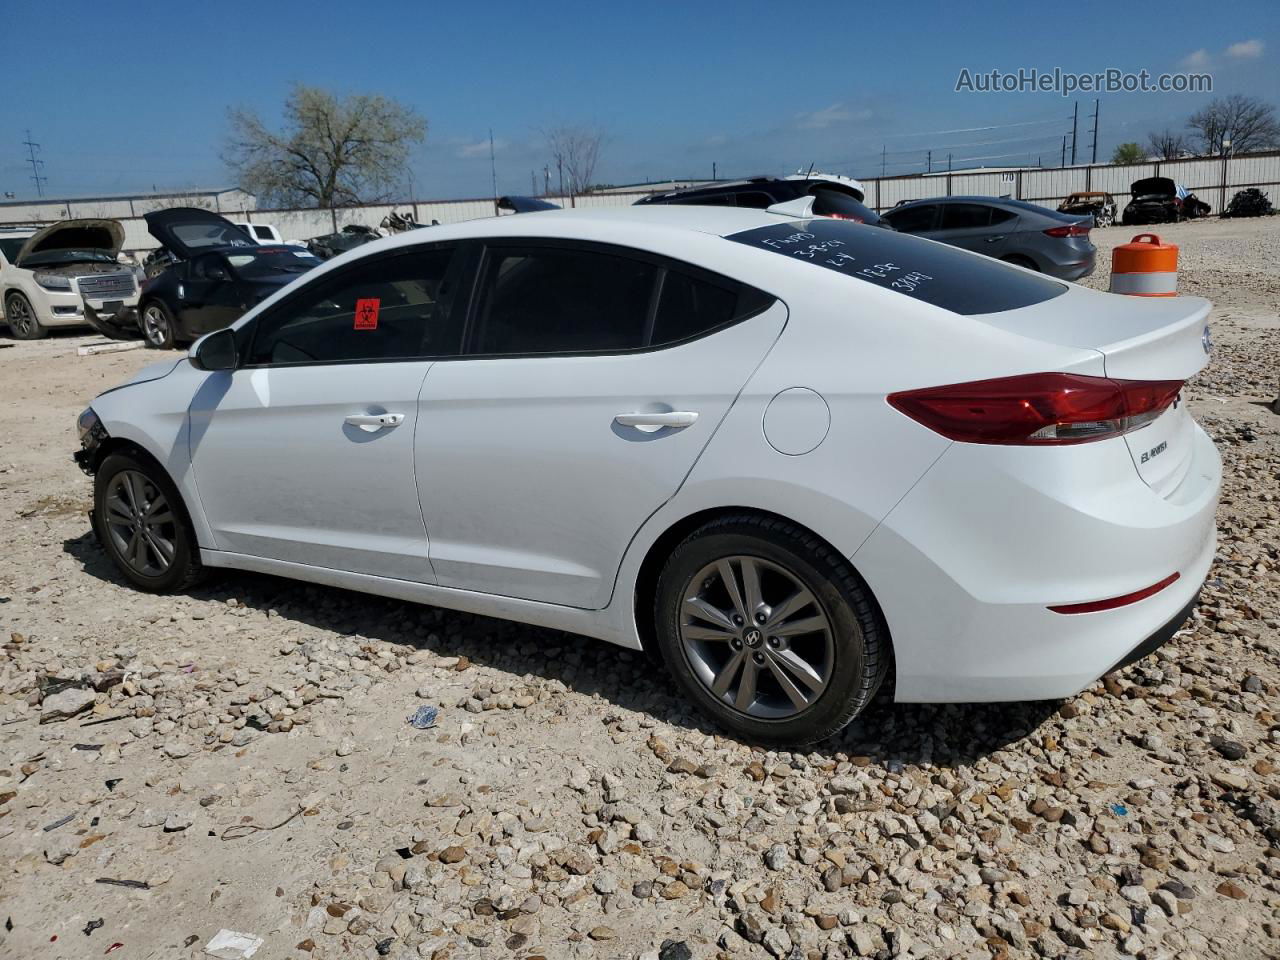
[0,237,26,264]
[245,247,460,365]
[472,247,657,354]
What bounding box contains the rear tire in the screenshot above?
[4,291,46,339]
[93,452,203,593]
[140,300,176,349]
[654,514,888,745]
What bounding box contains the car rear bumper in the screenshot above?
[853,422,1220,702]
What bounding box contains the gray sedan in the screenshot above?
[881,197,1096,280]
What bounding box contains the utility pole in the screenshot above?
[556,157,564,198]
[926,150,932,173]
[488,129,498,203]
[1070,101,1078,165]
[1089,98,1100,164]
[23,130,46,197]
[543,166,550,195]
[947,153,952,172]
[880,145,886,178]
[1061,136,1067,168]
[712,161,717,181]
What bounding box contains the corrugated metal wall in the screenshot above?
[4,152,1278,252]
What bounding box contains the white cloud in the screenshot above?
[1226,38,1263,59]
[795,103,869,130]
[456,138,507,159]
[1181,48,1211,68]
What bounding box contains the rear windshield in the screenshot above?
[226,248,321,278]
[729,218,1066,315]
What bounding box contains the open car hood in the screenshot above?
[1130,177,1177,199]
[143,207,256,260]
[16,219,125,266]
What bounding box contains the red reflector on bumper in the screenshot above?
[1048,573,1180,615]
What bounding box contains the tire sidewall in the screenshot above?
[94,452,196,592]
[655,527,870,745]
[6,292,45,339]
[141,301,175,349]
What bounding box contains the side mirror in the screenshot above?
[190,328,238,371]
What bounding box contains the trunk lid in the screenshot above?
[1130,176,1177,199]
[143,207,256,260]
[16,219,125,266]
[975,288,1212,495]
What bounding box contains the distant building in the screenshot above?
[0,187,256,224]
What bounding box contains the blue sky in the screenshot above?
[4,0,1277,203]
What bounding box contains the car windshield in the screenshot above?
[226,248,322,278]
[19,249,119,267]
[0,237,28,263]
[729,217,1066,315]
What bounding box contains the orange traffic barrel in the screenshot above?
[1110,233,1178,297]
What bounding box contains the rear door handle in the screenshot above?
[614,411,698,431]
[985,235,1006,242]
[345,413,405,432]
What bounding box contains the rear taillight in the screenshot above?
[887,373,1183,445]
[1043,224,1090,238]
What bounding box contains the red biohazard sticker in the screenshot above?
[354,298,380,330]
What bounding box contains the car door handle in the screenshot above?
[985,235,1007,242]
[614,411,699,430]
[345,413,405,432]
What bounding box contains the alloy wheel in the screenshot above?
[103,470,177,577]
[678,555,835,719]
[142,305,169,347]
[7,297,33,337]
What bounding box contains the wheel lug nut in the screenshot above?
[752,652,765,664]
[768,636,779,647]
[731,639,742,649]
[733,615,744,626]
[755,612,766,624]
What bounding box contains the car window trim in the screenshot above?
[237,241,467,369]
[458,237,775,361]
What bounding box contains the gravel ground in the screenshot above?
[1,215,1278,960]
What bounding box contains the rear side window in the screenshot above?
[939,203,993,230]
[884,204,937,232]
[473,247,657,354]
[253,225,274,239]
[650,270,739,345]
[989,207,1018,225]
[468,243,775,356]
[729,218,1065,315]
[246,247,461,365]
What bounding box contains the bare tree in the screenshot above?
[1111,142,1145,165]
[544,126,606,196]
[1187,94,1280,156]
[1146,128,1190,159]
[225,85,426,208]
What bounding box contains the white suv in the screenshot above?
[0,220,141,339]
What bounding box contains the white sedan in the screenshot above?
[74,204,1220,744]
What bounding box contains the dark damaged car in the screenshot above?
[1122,177,1212,225]
[138,208,322,348]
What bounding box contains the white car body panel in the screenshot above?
[82,205,1221,706]
[188,363,435,580]
[416,302,787,608]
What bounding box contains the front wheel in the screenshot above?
[94,452,203,592]
[5,292,47,339]
[140,301,176,349]
[654,515,888,745]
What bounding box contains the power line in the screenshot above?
[23,130,47,197]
